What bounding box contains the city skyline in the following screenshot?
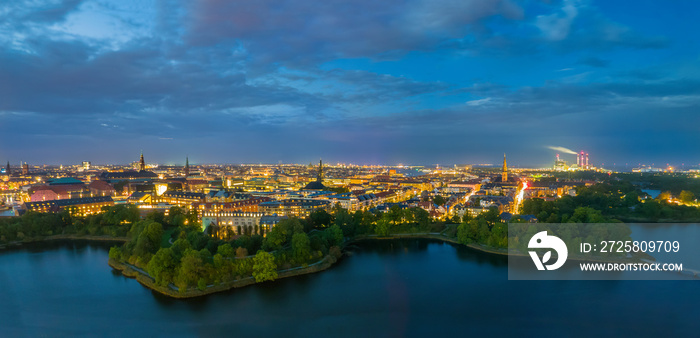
[1,1,699,166]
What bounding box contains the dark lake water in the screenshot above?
[1,239,699,337]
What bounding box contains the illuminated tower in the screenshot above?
[139,151,146,171]
[586,153,589,169]
[317,159,323,182]
[184,156,190,177]
[502,153,508,182]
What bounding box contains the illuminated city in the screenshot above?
[2,0,700,336]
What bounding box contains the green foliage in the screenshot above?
[175,248,207,290]
[217,243,235,258]
[262,225,287,251]
[252,251,278,282]
[147,248,177,286]
[0,204,139,244]
[108,246,123,260]
[375,219,391,236]
[433,195,446,206]
[133,221,163,263]
[308,209,333,228]
[291,232,311,262]
[680,190,696,203]
[324,224,344,247]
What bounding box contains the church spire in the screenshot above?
[502,153,508,182]
[184,156,190,176]
[139,151,145,171]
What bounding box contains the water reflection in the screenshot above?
[1,239,699,336]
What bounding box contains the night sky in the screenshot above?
[1,0,699,167]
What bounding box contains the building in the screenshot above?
[195,197,272,214]
[99,153,158,183]
[258,198,331,218]
[24,196,114,216]
[88,180,116,197]
[157,191,206,208]
[303,159,326,190]
[139,152,146,171]
[30,178,88,201]
[202,211,265,236]
[502,153,508,182]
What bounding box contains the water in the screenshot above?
[642,189,661,199]
[1,239,699,337]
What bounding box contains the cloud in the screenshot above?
[186,0,524,68]
[535,0,579,41]
[466,97,492,106]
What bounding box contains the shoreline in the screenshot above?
[111,233,653,299]
[3,232,651,299]
[348,233,510,256]
[348,233,650,264]
[0,235,128,251]
[109,254,339,299]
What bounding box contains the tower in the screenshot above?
[139,151,145,171]
[502,153,508,182]
[317,159,323,182]
[22,162,28,175]
[184,156,190,177]
[5,161,9,176]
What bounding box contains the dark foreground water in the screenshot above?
[1,239,699,337]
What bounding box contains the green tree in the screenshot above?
[680,190,695,204]
[657,191,672,201]
[291,232,311,262]
[252,251,278,282]
[262,225,287,251]
[147,247,178,286]
[133,221,164,263]
[308,209,333,228]
[386,205,404,224]
[175,248,206,291]
[108,246,123,260]
[433,195,446,206]
[217,243,235,258]
[375,219,391,236]
[324,224,344,247]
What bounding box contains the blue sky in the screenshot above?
[1,0,699,167]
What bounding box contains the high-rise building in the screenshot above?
[502,153,508,182]
[4,161,9,175]
[21,162,28,175]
